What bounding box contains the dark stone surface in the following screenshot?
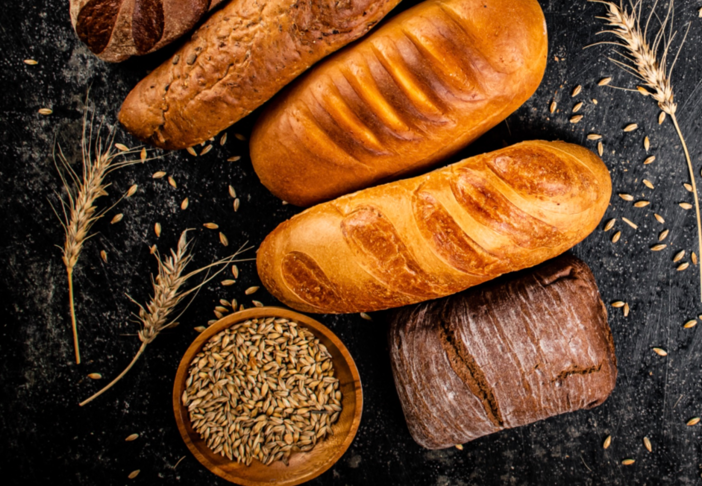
[2,0,702,484]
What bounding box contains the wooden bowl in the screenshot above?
[173,307,363,486]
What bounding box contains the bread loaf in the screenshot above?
[118,0,401,149]
[250,0,548,207]
[256,141,612,314]
[70,0,226,62]
[388,255,617,449]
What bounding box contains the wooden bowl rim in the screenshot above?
[173,306,363,486]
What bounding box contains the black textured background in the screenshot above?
[2,1,702,484]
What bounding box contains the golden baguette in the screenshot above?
[257,141,612,314]
[251,0,548,206]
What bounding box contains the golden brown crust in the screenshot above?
[388,255,617,449]
[256,141,612,314]
[250,0,548,206]
[118,0,401,149]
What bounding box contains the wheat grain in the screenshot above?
[38,108,53,115]
[53,108,149,364]
[181,198,189,210]
[644,156,656,165]
[24,59,38,65]
[152,171,166,179]
[227,156,241,162]
[624,123,638,132]
[220,132,228,146]
[598,141,604,156]
[550,101,557,113]
[604,219,616,231]
[111,213,123,224]
[603,435,612,449]
[186,147,197,156]
[612,231,621,243]
[644,136,650,151]
[653,347,668,356]
[573,102,584,112]
[168,176,177,188]
[655,213,665,224]
[201,145,213,156]
[79,231,251,406]
[619,193,634,201]
[572,85,582,96]
[125,433,139,442]
[643,179,654,189]
[622,217,638,229]
[591,0,702,300]
[598,77,612,86]
[570,115,584,123]
[588,133,603,140]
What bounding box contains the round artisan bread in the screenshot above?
[256,140,612,314]
[250,0,548,206]
[388,254,617,449]
[70,0,226,62]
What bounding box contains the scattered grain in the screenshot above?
[128,470,140,479]
[194,326,207,333]
[659,229,669,241]
[221,280,236,286]
[611,301,625,308]
[360,312,372,321]
[651,244,666,251]
[168,176,177,188]
[587,133,602,140]
[687,417,700,426]
[220,132,228,146]
[643,179,654,189]
[652,347,668,356]
[455,444,464,451]
[693,253,698,265]
[111,213,124,224]
[550,101,557,113]
[154,222,161,237]
[654,213,665,224]
[622,218,638,229]
[24,59,38,65]
[219,232,229,247]
[38,108,53,115]
[659,111,666,124]
[597,141,604,156]
[644,156,656,165]
[126,184,138,197]
[680,202,693,210]
[674,250,686,262]
[233,198,240,212]
[623,303,630,317]
[228,185,237,198]
[227,156,241,162]
[140,148,147,161]
[245,286,260,295]
[619,193,634,201]
[231,265,239,279]
[152,171,166,179]
[678,262,690,272]
[572,85,582,96]
[603,435,612,449]
[251,300,263,307]
[621,459,635,466]
[598,77,612,86]
[200,145,213,156]
[100,250,107,263]
[181,198,189,210]
[115,143,129,152]
[570,115,584,124]
[186,146,197,156]
[684,183,693,193]
[634,201,650,208]
[684,320,697,329]
[125,433,139,442]
[203,223,219,230]
[604,219,616,231]
[88,373,102,380]
[643,437,652,452]
[573,102,583,112]
[234,133,246,141]
[644,136,650,151]
[612,231,621,243]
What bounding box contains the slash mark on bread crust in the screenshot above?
[436,315,504,427]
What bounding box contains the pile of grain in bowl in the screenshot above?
[181,317,342,465]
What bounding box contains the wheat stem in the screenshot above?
[79,341,147,407]
[67,268,80,364]
[671,113,702,301]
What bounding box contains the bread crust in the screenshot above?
[388,255,617,449]
[250,0,548,206]
[70,0,225,63]
[256,141,612,314]
[118,0,401,149]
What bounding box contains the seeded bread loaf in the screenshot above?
[250,0,548,206]
[70,0,226,62]
[388,255,617,449]
[256,140,612,314]
[118,0,401,149]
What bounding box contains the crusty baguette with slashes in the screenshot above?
[256,141,612,314]
[250,0,548,207]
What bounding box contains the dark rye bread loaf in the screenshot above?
[388,255,617,449]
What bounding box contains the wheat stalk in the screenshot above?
[589,0,701,300]
[79,230,253,406]
[52,108,151,364]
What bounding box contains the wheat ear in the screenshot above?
[79,231,253,406]
[589,0,700,300]
[53,109,150,364]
